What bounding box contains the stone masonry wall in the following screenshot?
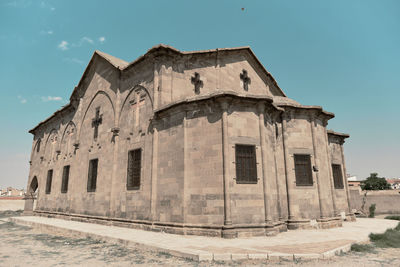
[185,103,224,225]
[284,113,321,219]
[228,106,265,225]
[156,111,185,223]
[329,140,349,215]
[158,51,283,108]
[350,188,400,215]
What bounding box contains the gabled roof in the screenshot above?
[30,44,287,134]
[70,50,128,101]
[95,50,128,69]
[70,44,286,102]
[121,44,286,97]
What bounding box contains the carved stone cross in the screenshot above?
[240,69,251,91]
[91,107,103,140]
[191,72,203,94]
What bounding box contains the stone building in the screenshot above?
[24,45,355,238]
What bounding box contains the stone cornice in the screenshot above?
[327,130,350,144]
[154,91,276,116]
[278,103,335,121]
[327,130,350,139]
[28,103,75,135]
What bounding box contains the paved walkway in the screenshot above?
[10,216,398,261]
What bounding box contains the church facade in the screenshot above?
[25,45,355,238]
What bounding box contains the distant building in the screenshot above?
[0,187,25,197]
[347,175,363,187]
[386,178,400,190]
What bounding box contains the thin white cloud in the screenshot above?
[50,7,55,11]
[58,40,69,51]
[72,37,94,47]
[17,95,27,104]
[58,36,98,51]
[40,30,53,35]
[41,96,63,102]
[63,57,84,65]
[82,37,93,44]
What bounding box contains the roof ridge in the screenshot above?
[95,50,128,69]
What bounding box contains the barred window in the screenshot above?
[61,165,70,193]
[45,169,53,194]
[87,159,98,192]
[294,154,313,186]
[235,144,257,184]
[332,164,344,189]
[127,149,141,190]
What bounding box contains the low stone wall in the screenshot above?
[0,199,25,211]
[349,188,400,215]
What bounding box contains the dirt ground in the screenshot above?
[0,212,399,267]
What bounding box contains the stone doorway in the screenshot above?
[24,176,38,214]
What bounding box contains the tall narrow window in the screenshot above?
[294,154,313,186]
[235,144,257,184]
[332,164,344,189]
[87,159,98,192]
[61,165,70,193]
[36,139,41,153]
[45,169,53,194]
[127,149,141,190]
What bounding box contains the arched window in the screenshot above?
[36,139,41,153]
[30,176,38,193]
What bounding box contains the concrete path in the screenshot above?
[9,216,398,262]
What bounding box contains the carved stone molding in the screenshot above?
[217,97,231,111]
[111,127,120,136]
[256,101,265,113]
[73,142,80,150]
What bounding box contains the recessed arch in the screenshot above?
[61,121,77,144]
[79,90,115,140]
[119,85,153,125]
[43,129,58,155]
[60,121,77,158]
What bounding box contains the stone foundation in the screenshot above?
[286,217,343,230]
[32,210,351,238]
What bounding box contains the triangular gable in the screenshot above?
[70,50,127,101]
[121,44,287,97]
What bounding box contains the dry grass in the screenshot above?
[384,215,400,221]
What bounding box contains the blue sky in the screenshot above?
[0,0,399,189]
